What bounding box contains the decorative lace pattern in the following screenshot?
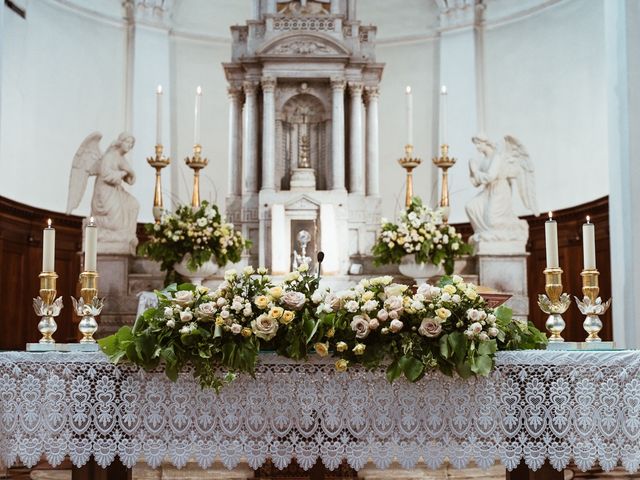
[1,350,639,472]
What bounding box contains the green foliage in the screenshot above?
[371,197,473,275]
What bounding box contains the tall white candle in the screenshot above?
[85,217,98,272]
[194,85,202,145]
[156,85,163,146]
[42,219,55,272]
[582,216,596,270]
[405,86,413,146]
[440,85,448,146]
[544,211,559,269]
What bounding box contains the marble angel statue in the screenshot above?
[465,135,539,248]
[66,132,140,255]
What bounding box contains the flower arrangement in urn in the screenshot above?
[372,197,472,276]
[138,201,250,283]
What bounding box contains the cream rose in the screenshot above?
[336,341,348,352]
[352,343,366,355]
[335,359,349,372]
[281,310,295,324]
[173,290,194,306]
[195,302,216,319]
[180,310,193,322]
[254,295,270,310]
[377,309,389,322]
[389,319,404,333]
[443,284,456,295]
[269,306,284,319]
[268,286,283,299]
[230,323,242,334]
[282,291,307,310]
[350,315,370,339]
[314,342,329,357]
[418,317,442,338]
[436,307,452,320]
[251,314,279,340]
[384,296,403,312]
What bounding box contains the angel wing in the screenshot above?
[504,135,539,216]
[66,132,103,214]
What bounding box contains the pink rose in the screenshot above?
[281,291,307,310]
[350,315,370,339]
[418,317,442,338]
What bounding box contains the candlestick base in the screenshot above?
[432,144,457,223]
[185,144,208,208]
[72,271,103,344]
[32,272,63,345]
[575,268,611,343]
[538,267,571,342]
[147,144,171,223]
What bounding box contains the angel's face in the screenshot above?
[121,137,135,152]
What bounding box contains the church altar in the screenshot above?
[1,350,639,478]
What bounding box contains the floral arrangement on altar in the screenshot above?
[138,201,250,278]
[100,265,546,390]
[371,197,473,275]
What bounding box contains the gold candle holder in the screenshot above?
[31,271,63,346]
[71,271,104,345]
[185,144,208,207]
[147,144,170,223]
[575,269,611,343]
[537,267,571,342]
[432,144,457,223]
[397,144,422,208]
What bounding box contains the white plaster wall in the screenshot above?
[481,0,608,215]
[0,0,125,217]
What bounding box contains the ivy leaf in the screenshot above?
[477,339,497,356]
[403,356,425,382]
[386,359,403,383]
[439,334,450,358]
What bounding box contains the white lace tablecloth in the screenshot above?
[1,350,639,473]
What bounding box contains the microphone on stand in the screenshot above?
[316,251,324,281]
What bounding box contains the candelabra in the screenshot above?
[70,271,104,350]
[185,144,208,207]
[432,144,456,223]
[575,269,612,345]
[537,267,571,342]
[397,144,422,208]
[147,144,170,223]
[28,271,64,350]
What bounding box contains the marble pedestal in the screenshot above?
[477,253,529,320]
[289,167,316,190]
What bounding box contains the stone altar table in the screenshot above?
[1,351,639,479]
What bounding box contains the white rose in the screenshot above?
[479,332,490,342]
[411,300,425,311]
[452,275,463,284]
[389,319,404,333]
[389,310,399,320]
[487,314,497,325]
[224,269,237,280]
[350,315,371,339]
[231,323,242,334]
[164,307,173,318]
[451,294,461,304]
[467,309,481,321]
[298,263,309,272]
[243,307,253,317]
[243,266,255,276]
[377,309,389,322]
[195,302,216,319]
[166,319,175,328]
[311,289,325,304]
[488,327,499,337]
[173,290,194,306]
[251,314,279,340]
[384,296,403,312]
[345,300,360,313]
[452,243,460,251]
[281,291,307,310]
[441,292,452,302]
[418,317,442,338]
[368,318,380,330]
[180,310,193,322]
[216,297,227,307]
[220,309,230,319]
[470,322,483,334]
[196,285,210,295]
[362,300,378,313]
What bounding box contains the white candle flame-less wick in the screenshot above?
[47,218,52,228]
[196,85,202,95]
[586,215,591,223]
[157,85,162,94]
[548,211,553,220]
[441,85,448,95]
[89,216,95,225]
[405,85,411,94]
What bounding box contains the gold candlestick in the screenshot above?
[575,269,611,343]
[397,144,422,208]
[185,144,208,207]
[432,144,457,223]
[537,267,571,342]
[30,271,63,346]
[71,271,104,344]
[147,144,170,223]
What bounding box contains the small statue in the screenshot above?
[292,230,312,270]
[278,0,330,15]
[66,132,140,255]
[465,135,539,247]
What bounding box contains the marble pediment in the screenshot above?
[258,33,350,58]
[285,194,320,211]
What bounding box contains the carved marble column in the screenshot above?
[261,76,277,193]
[365,86,380,197]
[331,78,346,191]
[349,82,364,194]
[228,85,243,196]
[242,81,259,195]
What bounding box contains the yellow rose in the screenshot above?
[241,327,252,338]
[281,310,295,324]
[436,307,451,320]
[215,317,225,326]
[362,291,375,302]
[254,295,270,309]
[352,343,366,355]
[269,306,284,319]
[269,286,283,299]
[443,284,456,295]
[314,342,329,357]
[336,341,348,352]
[335,359,349,372]
[465,289,478,300]
[326,327,335,338]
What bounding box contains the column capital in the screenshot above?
[348,82,364,96]
[261,76,277,92]
[364,85,380,101]
[330,78,346,91]
[228,84,244,99]
[243,80,259,95]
